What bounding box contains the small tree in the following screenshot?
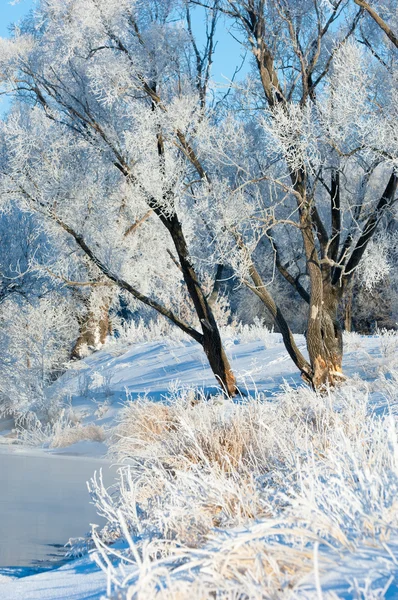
[0,295,79,415]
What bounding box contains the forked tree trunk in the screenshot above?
[296,179,345,389]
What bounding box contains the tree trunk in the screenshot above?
[166,215,237,396]
[306,284,344,389]
[344,280,354,333]
[294,177,344,389]
[71,293,112,359]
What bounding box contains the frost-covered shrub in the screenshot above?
[82,379,398,599]
[222,317,278,348]
[0,295,79,416]
[377,327,398,360]
[111,317,187,348]
[17,407,106,448]
[112,290,235,351]
[343,330,364,352]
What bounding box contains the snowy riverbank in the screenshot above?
[1,330,398,598]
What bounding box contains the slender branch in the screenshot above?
[167,249,183,272]
[233,229,312,381]
[208,263,224,307]
[311,205,329,255]
[124,210,152,237]
[344,172,398,280]
[44,268,112,288]
[329,169,341,263]
[47,213,204,344]
[354,0,398,49]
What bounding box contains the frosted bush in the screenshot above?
[0,295,79,416]
[77,370,92,398]
[110,316,275,353]
[110,318,187,349]
[377,328,398,360]
[222,317,278,348]
[82,379,398,598]
[50,423,106,448]
[88,371,114,398]
[343,330,364,352]
[16,408,106,448]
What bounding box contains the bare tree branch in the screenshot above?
[354,0,398,48]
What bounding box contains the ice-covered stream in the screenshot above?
[0,448,114,572]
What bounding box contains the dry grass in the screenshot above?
[110,394,255,472]
[84,373,398,599]
[50,423,106,447]
[17,409,106,448]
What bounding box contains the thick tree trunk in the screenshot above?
[294,177,345,389]
[166,216,237,396]
[306,290,344,389]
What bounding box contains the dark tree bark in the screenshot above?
[162,215,236,395]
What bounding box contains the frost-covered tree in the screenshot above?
[196,0,398,387]
[2,0,398,393]
[0,0,237,395]
[0,208,52,304]
[0,294,79,415]
[0,207,88,413]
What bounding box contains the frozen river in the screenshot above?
[0,448,114,571]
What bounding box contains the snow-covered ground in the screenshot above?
[1,330,398,599]
[3,332,309,455]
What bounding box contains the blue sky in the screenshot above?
[0,0,35,38]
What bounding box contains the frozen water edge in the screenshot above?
[1,332,398,598]
[0,447,117,574]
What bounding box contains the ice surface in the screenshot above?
[0,447,116,569]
